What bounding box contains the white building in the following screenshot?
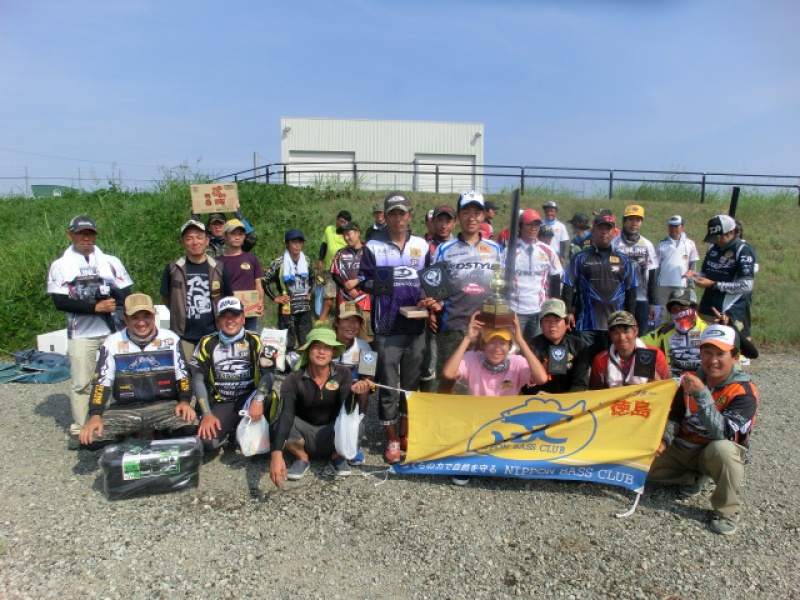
[279,117,485,193]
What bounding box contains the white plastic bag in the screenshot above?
[236,410,270,457]
[334,403,363,460]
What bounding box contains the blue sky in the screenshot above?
[1,0,798,194]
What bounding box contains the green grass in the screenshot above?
[0,182,797,352]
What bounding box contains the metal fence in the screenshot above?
[213,161,800,205]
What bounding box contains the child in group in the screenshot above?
[440,311,548,485]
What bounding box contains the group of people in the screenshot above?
[47,190,760,535]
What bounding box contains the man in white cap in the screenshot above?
[688,215,756,338]
[48,215,133,449]
[648,324,759,535]
[541,200,569,259]
[654,215,699,324]
[192,296,274,454]
[79,294,195,447]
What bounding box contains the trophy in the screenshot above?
[479,263,514,329]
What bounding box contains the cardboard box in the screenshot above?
[190,183,240,214]
[234,291,262,317]
[37,329,68,355]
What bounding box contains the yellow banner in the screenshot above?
[395,380,678,492]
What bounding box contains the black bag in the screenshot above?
[98,437,203,500]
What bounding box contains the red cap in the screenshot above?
[520,209,542,225]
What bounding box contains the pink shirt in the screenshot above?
[457,352,532,396]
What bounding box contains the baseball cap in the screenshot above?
[668,215,684,226]
[704,215,736,244]
[433,205,456,219]
[217,296,244,315]
[69,215,97,233]
[624,205,645,219]
[457,190,485,211]
[482,327,512,343]
[124,293,155,316]
[520,209,542,225]
[539,225,555,238]
[484,200,498,211]
[180,219,207,236]
[337,301,363,321]
[372,203,384,213]
[567,213,590,228]
[285,228,305,242]
[667,288,698,308]
[542,200,558,210]
[425,209,434,222]
[336,221,361,234]
[699,324,739,352]
[593,213,616,227]
[608,311,637,329]
[384,191,411,213]
[540,298,567,319]
[224,218,246,233]
[594,208,613,217]
[207,213,226,224]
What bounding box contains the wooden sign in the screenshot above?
[190,183,240,214]
[233,290,261,317]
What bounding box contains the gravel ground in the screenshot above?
[0,352,798,599]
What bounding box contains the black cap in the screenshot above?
[567,213,590,228]
[484,200,498,211]
[207,213,226,224]
[69,215,97,233]
[285,228,305,242]
[667,288,698,308]
[538,225,555,238]
[384,191,411,213]
[336,221,361,234]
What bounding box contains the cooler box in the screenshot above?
[37,329,68,355]
[155,304,171,330]
[98,437,203,500]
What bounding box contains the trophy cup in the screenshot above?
[479,263,514,329]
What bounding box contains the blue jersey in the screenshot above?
[564,245,637,331]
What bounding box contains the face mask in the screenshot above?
[672,308,697,333]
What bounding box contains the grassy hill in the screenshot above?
[1,181,797,352]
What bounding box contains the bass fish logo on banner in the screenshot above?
[466,396,597,460]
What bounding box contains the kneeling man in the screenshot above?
[269,328,372,486]
[648,324,759,535]
[79,294,195,446]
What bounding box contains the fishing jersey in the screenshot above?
[191,332,264,405]
[641,318,710,377]
[433,235,504,333]
[88,328,190,417]
[263,254,315,315]
[697,238,756,323]
[656,233,699,288]
[669,368,759,448]
[510,240,563,315]
[611,234,658,302]
[331,245,370,311]
[47,245,133,339]
[564,245,637,331]
[358,230,429,337]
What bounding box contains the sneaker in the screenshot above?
[384,440,402,464]
[348,449,365,466]
[709,514,739,535]
[678,475,710,499]
[452,476,471,486]
[330,456,351,477]
[399,436,408,452]
[286,459,310,481]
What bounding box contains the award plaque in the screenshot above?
[373,266,394,296]
[358,350,378,378]
[633,348,657,380]
[547,345,569,375]
[479,263,514,329]
[419,263,456,302]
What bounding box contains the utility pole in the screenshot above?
[254,152,260,182]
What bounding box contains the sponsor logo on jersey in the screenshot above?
[241,262,251,270]
[324,380,340,391]
[117,342,130,352]
[609,256,620,264]
[463,283,485,295]
[500,380,514,390]
[410,248,422,258]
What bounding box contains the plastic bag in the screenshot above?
[236,409,270,457]
[98,437,202,500]
[334,403,363,460]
